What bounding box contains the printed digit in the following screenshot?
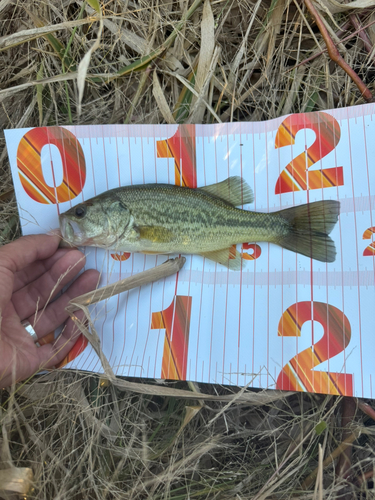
[154,127,196,377]
[156,124,197,188]
[110,252,131,261]
[227,243,261,261]
[242,243,261,260]
[17,126,86,203]
[276,301,353,395]
[275,112,343,194]
[362,227,375,256]
[151,295,192,380]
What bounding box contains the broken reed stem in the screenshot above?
[303,0,374,102]
[66,256,186,314]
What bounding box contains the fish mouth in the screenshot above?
[59,215,115,248]
[59,215,87,246]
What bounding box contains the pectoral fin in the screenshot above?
[199,176,253,206]
[138,225,174,243]
[199,245,244,270]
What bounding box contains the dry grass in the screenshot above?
[1,0,375,498]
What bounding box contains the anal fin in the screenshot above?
[200,245,244,270]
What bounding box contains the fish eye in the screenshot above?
[74,205,86,218]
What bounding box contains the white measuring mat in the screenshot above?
[5,103,375,397]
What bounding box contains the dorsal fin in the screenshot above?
[199,176,253,206]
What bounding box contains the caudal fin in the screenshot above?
[276,200,340,263]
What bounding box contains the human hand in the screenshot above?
[0,233,99,388]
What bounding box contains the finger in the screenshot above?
[36,310,90,369]
[0,234,61,274]
[0,311,88,388]
[0,234,61,311]
[13,248,74,292]
[0,264,14,310]
[12,249,89,319]
[0,313,46,388]
[24,269,99,338]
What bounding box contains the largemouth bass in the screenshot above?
[59,177,340,269]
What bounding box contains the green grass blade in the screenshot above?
[86,0,101,13]
[173,70,196,123]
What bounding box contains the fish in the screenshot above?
[59,176,340,269]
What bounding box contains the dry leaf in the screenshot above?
[153,70,177,124]
[187,46,221,123]
[77,11,103,115]
[189,0,215,123]
[0,17,97,50]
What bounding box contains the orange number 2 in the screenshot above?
[276,301,353,395]
[275,112,343,194]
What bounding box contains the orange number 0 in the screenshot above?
[17,126,86,203]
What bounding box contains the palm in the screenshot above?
[0,234,99,388]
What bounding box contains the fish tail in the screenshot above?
[275,200,340,263]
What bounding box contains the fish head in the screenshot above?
[59,194,131,248]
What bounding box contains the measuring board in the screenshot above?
[5,104,375,397]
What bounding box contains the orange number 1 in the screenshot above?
[154,125,196,379]
[151,296,192,380]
